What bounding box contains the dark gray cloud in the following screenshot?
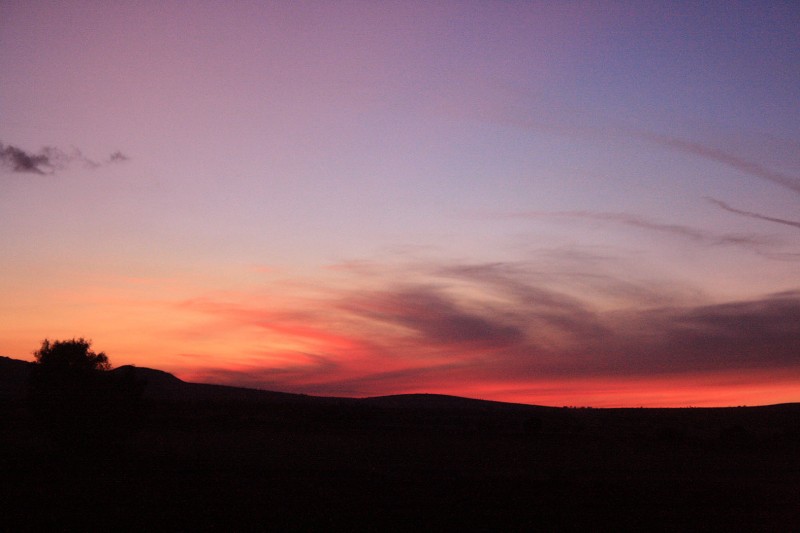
[341,286,526,349]
[706,197,800,230]
[338,283,800,383]
[416,266,800,378]
[598,291,800,376]
[0,143,52,174]
[108,151,129,163]
[0,142,128,174]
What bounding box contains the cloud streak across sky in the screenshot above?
[496,209,779,252]
[706,197,800,230]
[639,132,800,195]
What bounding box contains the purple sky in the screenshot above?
[1,1,799,406]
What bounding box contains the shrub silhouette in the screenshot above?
[33,337,111,371]
[28,338,143,447]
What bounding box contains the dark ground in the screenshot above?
[1,359,799,531]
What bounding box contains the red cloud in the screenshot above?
[170,261,800,407]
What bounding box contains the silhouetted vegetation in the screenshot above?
[32,337,111,371]
[27,338,143,447]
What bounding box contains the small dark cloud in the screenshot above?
[706,197,800,230]
[0,143,52,174]
[108,151,129,163]
[0,141,129,175]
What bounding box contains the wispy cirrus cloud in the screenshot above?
[0,142,128,175]
[499,209,773,249]
[638,131,800,195]
[498,103,800,195]
[706,197,800,230]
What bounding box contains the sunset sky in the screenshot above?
[2,1,799,406]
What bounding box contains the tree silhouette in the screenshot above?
[33,337,111,371]
[28,338,143,447]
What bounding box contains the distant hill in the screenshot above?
[362,393,548,412]
[0,356,533,409]
[3,356,799,418]
[0,357,356,409]
[0,356,32,398]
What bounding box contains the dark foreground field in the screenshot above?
[2,359,799,531]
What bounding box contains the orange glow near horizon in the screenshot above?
[8,323,800,408]
[3,265,800,408]
[175,364,800,408]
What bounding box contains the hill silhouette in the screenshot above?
[0,356,31,398]
[2,356,547,410]
[1,355,799,530]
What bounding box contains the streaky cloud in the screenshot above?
[487,103,799,195]
[506,209,771,248]
[706,197,800,230]
[638,131,800,194]
[177,269,800,399]
[435,262,608,339]
[340,286,526,349]
[601,290,800,375]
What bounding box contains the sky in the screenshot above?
[1,1,799,407]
